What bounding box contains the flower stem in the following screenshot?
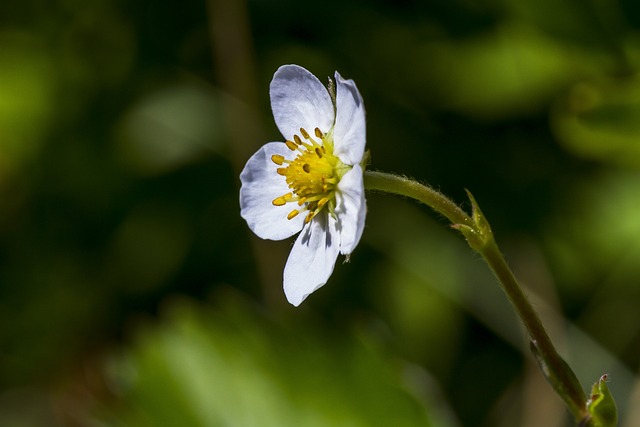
[364,170,589,422]
[363,171,472,226]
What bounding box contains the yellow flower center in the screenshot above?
[271,127,348,223]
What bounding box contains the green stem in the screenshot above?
[482,239,587,420]
[363,171,471,226]
[364,170,588,421]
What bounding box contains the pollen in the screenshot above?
[271,127,349,223]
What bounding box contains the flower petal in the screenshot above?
[240,142,305,240]
[335,164,366,254]
[270,65,335,142]
[283,213,340,306]
[333,71,366,165]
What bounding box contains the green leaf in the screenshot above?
[584,374,618,427]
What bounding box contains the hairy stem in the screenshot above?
[363,171,471,226]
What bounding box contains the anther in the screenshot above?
[314,128,323,138]
[302,164,311,173]
[317,197,329,208]
[300,128,310,139]
[287,209,300,220]
[315,147,323,158]
[277,167,287,176]
[293,135,303,145]
[305,212,315,223]
[285,140,297,150]
[272,196,287,206]
[271,154,285,165]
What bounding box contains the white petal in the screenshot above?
[240,142,305,240]
[283,213,340,306]
[333,71,366,165]
[335,164,366,254]
[270,65,335,142]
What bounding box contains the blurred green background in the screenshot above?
[1,0,640,426]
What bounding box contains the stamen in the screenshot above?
[317,197,329,208]
[300,128,310,139]
[314,128,323,138]
[292,133,316,150]
[285,140,297,150]
[305,212,314,223]
[272,194,288,206]
[287,209,300,220]
[271,154,285,165]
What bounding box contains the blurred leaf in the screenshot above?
[498,0,627,48]
[416,24,593,118]
[543,171,640,296]
[552,76,640,168]
[114,79,226,176]
[100,295,448,427]
[0,31,55,179]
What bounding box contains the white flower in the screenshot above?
[239,64,367,306]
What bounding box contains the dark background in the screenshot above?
[1,0,640,426]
